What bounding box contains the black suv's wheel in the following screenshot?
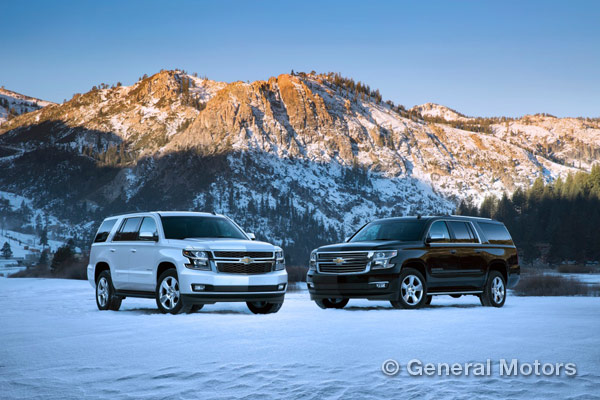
[156,270,191,314]
[479,271,506,307]
[314,298,349,309]
[390,268,428,309]
[96,270,122,311]
[246,301,283,314]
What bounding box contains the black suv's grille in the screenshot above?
[217,262,274,274]
[213,251,274,258]
[318,252,370,274]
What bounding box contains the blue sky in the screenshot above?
[1,0,598,117]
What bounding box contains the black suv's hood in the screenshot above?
[317,240,422,252]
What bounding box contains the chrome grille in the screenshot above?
[213,251,274,258]
[216,262,274,274]
[317,252,370,274]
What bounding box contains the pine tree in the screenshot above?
[1,242,12,259]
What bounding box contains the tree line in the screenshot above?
[457,166,600,264]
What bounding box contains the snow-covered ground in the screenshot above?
[1,278,599,399]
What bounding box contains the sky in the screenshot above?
[1,0,599,118]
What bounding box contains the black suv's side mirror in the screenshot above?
[425,236,432,245]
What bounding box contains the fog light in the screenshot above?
[371,281,389,289]
[278,284,286,290]
[192,284,206,292]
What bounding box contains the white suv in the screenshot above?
[87,211,287,314]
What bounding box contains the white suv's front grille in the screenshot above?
[212,251,275,274]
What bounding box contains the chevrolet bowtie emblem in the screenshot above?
[333,257,345,265]
[240,256,254,265]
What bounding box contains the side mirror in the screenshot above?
[425,236,432,245]
[247,233,256,240]
[139,231,158,242]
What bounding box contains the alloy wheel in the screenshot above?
[97,277,109,307]
[159,276,180,310]
[401,275,424,305]
[492,276,505,304]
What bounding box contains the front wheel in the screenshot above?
[156,270,191,314]
[314,298,349,309]
[479,271,506,307]
[246,301,283,314]
[390,268,428,309]
[96,270,122,311]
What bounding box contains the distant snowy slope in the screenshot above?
[0,88,55,125]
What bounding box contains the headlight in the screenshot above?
[183,249,210,270]
[370,250,398,270]
[275,249,285,271]
[309,250,317,270]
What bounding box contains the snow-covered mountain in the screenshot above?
[0,88,54,125]
[0,70,598,263]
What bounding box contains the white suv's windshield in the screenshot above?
[350,219,427,242]
[160,216,248,240]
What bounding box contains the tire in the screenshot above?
[188,304,204,313]
[246,301,283,314]
[425,295,432,305]
[156,270,191,314]
[96,270,122,311]
[314,298,349,309]
[480,271,506,308]
[390,268,428,309]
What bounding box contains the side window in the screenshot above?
[448,221,478,243]
[478,222,514,245]
[428,221,451,242]
[139,217,158,239]
[113,217,142,241]
[94,219,117,243]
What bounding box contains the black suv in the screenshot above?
[307,216,520,309]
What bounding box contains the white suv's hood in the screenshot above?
[166,238,277,251]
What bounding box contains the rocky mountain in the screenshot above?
[0,88,55,125]
[0,70,598,263]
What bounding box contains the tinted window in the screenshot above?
[139,217,158,237]
[427,221,451,242]
[478,222,513,245]
[349,220,426,242]
[160,216,247,240]
[94,219,117,243]
[113,217,142,241]
[448,221,478,243]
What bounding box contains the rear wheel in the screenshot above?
[246,301,283,314]
[314,298,349,309]
[156,270,191,314]
[188,304,204,313]
[96,270,122,311]
[390,268,428,309]
[480,271,506,307]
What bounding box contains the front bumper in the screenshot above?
[307,271,400,301]
[178,268,288,303]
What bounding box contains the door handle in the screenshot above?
[130,249,137,253]
[475,249,482,253]
[450,250,456,254]
[110,249,116,252]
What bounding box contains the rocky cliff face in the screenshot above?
[0,70,598,263]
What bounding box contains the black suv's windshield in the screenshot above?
[160,216,248,240]
[349,219,427,242]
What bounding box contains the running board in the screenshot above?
[429,290,483,296]
[114,290,155,299]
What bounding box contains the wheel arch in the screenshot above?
[400,259,427,279]
[94,262,110,283]
[488,259,508,282]
[156,261,177,283]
